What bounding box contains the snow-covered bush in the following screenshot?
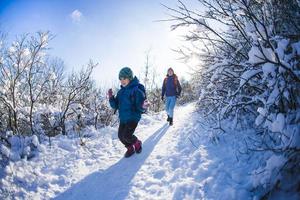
[167,0,300,198]
[0,131,41,161]
[0,32,116,161]
[176,78,198,105]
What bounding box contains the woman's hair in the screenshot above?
[167,67,174,73]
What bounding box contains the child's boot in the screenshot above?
[134,139,142,153]
[124,145,135,158]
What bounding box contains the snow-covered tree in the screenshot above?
[58,60,97,135]
[176,77,197,105]
[0,32,51,135]
[0,32,111,161]
[166,0,300,197]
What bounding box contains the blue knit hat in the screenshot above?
[119,67,133,80]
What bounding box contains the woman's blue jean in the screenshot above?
[165,96,176,118]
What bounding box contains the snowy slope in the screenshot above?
[1,103,257,200]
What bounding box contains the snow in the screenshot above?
[32,135,39,147]
[271,113,285,133]
[266,155,286,172]
[248,46,276,64]
[245,22,257,41]
[1,144,10,158]
[276,39,289,60]
[1,103,298,200]
[267,83,279,105]
[262,63,276,78]
[257,107,267,117]
[8,136,22,161]
[292,41,300,56]
[22,48,31,58]
[255,114,264,126]
[41,33,49,47]
[240,69,262,87]
[9,46,16,54]
[248,46,263,63]
[252,154,287,193]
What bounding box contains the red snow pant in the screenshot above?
[118,121,138,147]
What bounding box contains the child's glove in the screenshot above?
[108,88,113,98]
[142,100,150,110]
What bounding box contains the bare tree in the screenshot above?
[59,60,98,135]
[143,48,152,91]
[41,57,65,106]
[26,32,53,135]
[0,32,52,134]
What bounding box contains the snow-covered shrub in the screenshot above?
[146,86,164,113]
[75,88,115,128]
[0,132,41,161]
[176,78,198,105]
[0,32,116,161]
[37,106,62,139]
[167,0,300,198]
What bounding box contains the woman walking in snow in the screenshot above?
[108,67,145,158]
[161,67,182,126]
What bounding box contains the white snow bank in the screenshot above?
[271,113,285,133]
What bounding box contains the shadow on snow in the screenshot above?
[54,123,170,200]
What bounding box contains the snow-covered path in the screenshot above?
[53,103,251,200]
[2,103,253,200]
[55,103,198,199]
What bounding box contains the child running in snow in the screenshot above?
[108,67,144,158]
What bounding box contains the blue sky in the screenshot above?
[0,0,198,86]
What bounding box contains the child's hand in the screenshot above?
[142,99,150,109]
[108,88,113,98]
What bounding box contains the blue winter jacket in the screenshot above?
[162,75,182,97]
[109,77,145,123]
